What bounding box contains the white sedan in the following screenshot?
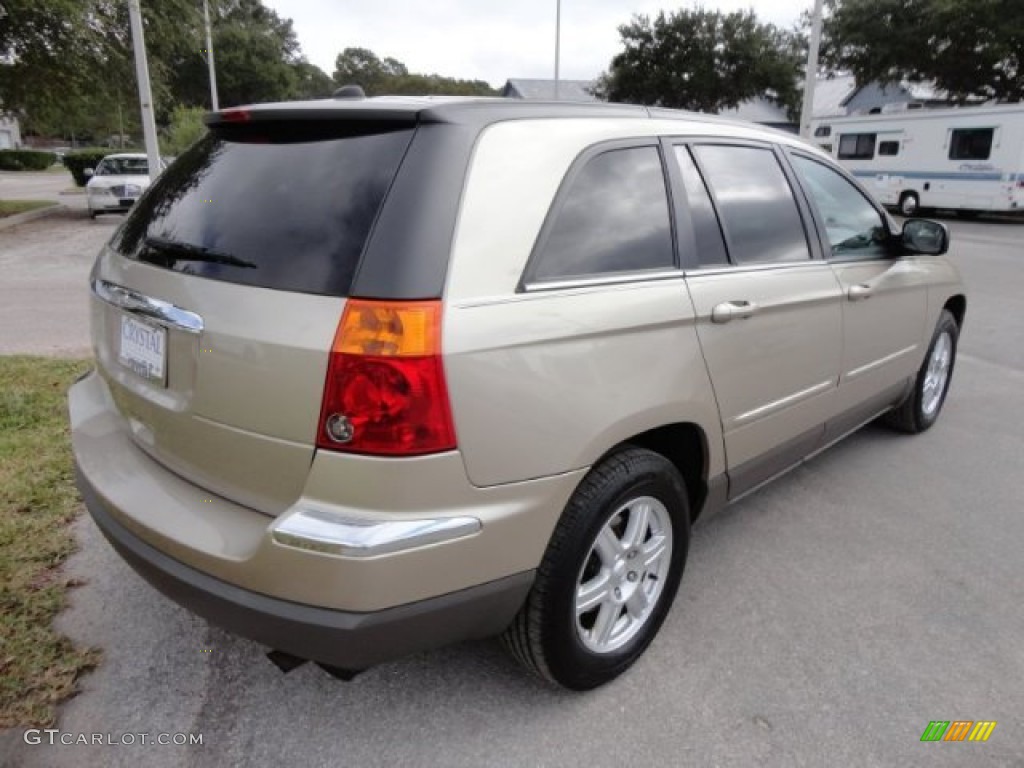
[85,154,162,218]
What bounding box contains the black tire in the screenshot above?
[898,191,920,217]
[89,209,98,219]
[883,309,959,434]
[502,446,691,690]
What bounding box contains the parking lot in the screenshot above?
[1,211,1022,767]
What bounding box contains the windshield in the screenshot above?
[112,124,415,296]
[96,157,150,176]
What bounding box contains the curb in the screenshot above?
[0,203,67,231]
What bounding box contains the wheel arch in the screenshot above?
[598,422,711,523]
[943,294,966,329]
[898,189,920,214]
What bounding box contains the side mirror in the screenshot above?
[901,218,949,256]
[84,168,94,177]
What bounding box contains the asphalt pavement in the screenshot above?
[0,169,76,203]
[1,213,1022,768]
[0,208,113,357]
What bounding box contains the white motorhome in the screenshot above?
[810,104,1024,216]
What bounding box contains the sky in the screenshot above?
[263,1,807,88]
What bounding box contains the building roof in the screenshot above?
[812,74,859,117]
[501,79,599,102]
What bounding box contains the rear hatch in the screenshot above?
[89,114,416,515]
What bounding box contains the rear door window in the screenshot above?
[527,145,675,284]
[692,144,811,265]
[114,124,414,296]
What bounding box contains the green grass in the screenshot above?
[0,356,101,727]
[0,200,56,218]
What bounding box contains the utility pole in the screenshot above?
[203,0,219,110]
[799,0,825,138]
[554,0,561,100]
[128,0,162,177]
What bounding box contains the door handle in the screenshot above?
[711,300,758,324]
[847,284,873,301]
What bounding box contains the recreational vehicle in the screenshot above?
[811,104,1024,216]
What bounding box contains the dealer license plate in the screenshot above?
[118,314,166,384]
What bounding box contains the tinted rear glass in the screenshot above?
[529,145,674,283]
[693,145,810,265]
[113,124,414,296]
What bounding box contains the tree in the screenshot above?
[332,47,496,97]
[0,0,330,139]
[823,0,1024,102]
[333,48,406,94]
[292,60,335,100]
[166,0,308,108]
[595,9,805,115]
[93,0,207,126]
[0,0,116,136]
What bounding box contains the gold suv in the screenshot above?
[69,97,966,689]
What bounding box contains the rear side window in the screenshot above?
[838,133,876,160]
[949,128,994,160]
[528,145,674,283]
[692,145,810,265]
[114,124,414,296]
[878,140,900,156]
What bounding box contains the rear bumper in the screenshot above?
[77,464,534,669]
[68,368,584,667]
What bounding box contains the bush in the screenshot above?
[163,105,207,156]
[63,149,115,187]
[0,150,57,171]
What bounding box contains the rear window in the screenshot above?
[113,123,414,296]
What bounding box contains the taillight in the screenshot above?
[316,300,456,456]
[220,108,251,123]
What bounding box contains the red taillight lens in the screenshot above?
[220,108,251,123]
[317,300,456,456]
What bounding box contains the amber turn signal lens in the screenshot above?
[334,300,441,357]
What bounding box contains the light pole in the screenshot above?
[127,0,162,177]
[203,0,219,110]
[799,0,825,138]
[554,0,561,100]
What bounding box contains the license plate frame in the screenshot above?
[118,314,167,386]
